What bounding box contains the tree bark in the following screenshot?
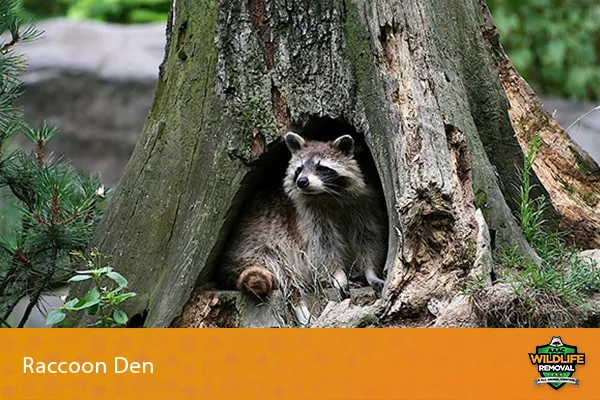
[71,0,600,328]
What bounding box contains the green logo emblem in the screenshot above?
[529,336,585,390]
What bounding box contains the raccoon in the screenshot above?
[283,132,387,294]
[217,132,387,325]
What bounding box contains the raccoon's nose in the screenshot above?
[296,177,309,189]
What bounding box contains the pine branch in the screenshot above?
[36,142,44,166]
[0,314,11,328]
[17,246,57,327]
[0,249,29,299]
[0,294,22,325]
[0,30,19,55]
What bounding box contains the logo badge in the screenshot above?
[529,336,585,390]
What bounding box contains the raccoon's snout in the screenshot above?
[296,177,309,189]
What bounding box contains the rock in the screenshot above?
[433,295,480,328]
[580,249,600,267]
[15,18,166,187]
[311,299,382,328]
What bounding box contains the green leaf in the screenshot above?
[113,309,128,325]
[87,304,99,316]
[107,271,128,288]
[87,286,100,301]
[63,298,79,308]
[75,266,112,274]
[113,292,137,304]
[63,297,87,311]
[71,299,101,311]
[46,310,66,326]
[68,274,92,282]
[92,320,106,327]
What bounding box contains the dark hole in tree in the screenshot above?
[196,116,389,291]
[127,309,148,328]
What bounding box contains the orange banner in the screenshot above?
[0,329,595,399]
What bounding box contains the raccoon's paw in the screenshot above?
[237,267,274,298]
[366,270,385,293]
[332,268,350,299]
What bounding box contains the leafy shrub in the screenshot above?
[488,0,600,101]
[47,249,136,328]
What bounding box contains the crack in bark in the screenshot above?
[100,121,163,249]
[248,0,274,70]
[270,82,290,133]
[176,20,189,61]
[164,52,216,253]
[445,124,474,205]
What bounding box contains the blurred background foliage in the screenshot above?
[488,0,600,102]
[20,0,170,24]
[18,0,600,101]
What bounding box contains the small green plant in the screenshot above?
[460,274,485,296]
[46,249,136,328]
[516,132,545,243]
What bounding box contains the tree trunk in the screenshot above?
[71,0,600,328]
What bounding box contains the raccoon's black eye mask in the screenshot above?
[315,165,333,174]
[317,166,342,184]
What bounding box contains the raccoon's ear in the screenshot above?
[284,132,306,155]
[333,135,354,156]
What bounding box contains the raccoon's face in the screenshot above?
[283,132,367,201]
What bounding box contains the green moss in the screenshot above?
[570,147,600,176]
[475,189,488,208]
[579,190,598,208]
[558,178,574,194]
[215,0,279,164]
[229,96,278,163]
[430,190,451,208]
[463,245,477,264]
[356,313,380,328]
[343,1,386,141]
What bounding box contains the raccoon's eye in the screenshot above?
[316,165,333,173]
